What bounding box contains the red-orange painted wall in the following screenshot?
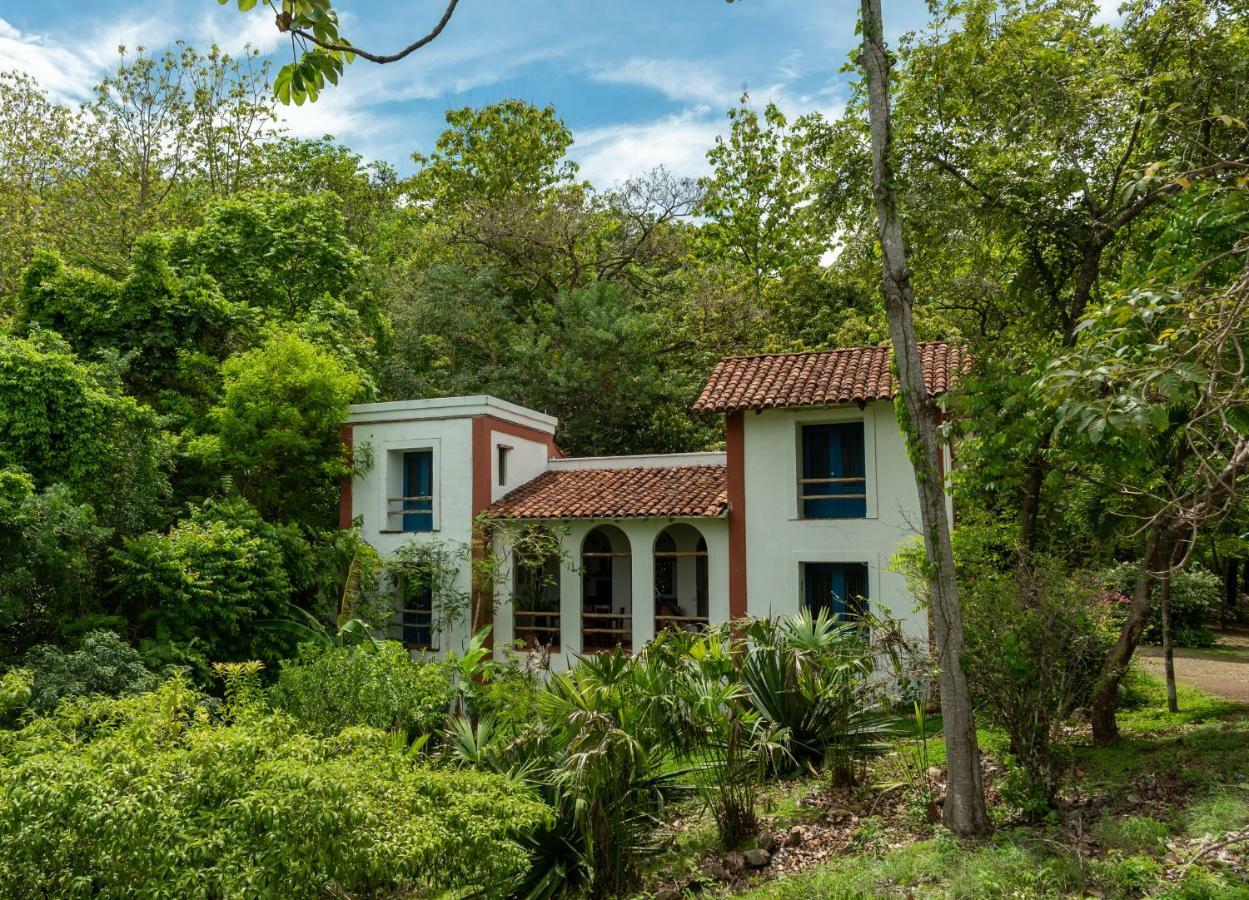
[726,411,747,620]
[469,414,561,645]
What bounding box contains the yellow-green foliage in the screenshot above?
[272,641,454,739]
[0,676,548,897]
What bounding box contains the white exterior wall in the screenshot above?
[346,396,557,655]
[492,516,730,671]
[740,401,944,642]
[350,414,476,653]
[491,428,550,503]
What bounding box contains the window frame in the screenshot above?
[497,444,512,488]
[399,449,434,533]
[800,561,870,622]
[396,572,437,651]
[797,420,868,520]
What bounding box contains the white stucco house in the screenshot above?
[340,342,966,667]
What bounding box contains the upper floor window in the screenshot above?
[401,450,433,532]
[799,422,866,518]
[497,444,511,487]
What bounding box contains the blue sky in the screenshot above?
[1,0,939,186]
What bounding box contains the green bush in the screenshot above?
[22,630,158,714]
[203,329,363,527]
[1103,562,1221,648]
[959,553,1117,814]
[111,499,295,666]
[0,470,111,660]
[0,675,548,897]
[272,641,453,738]
[0,330,171,537]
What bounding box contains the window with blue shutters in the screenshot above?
[802,562,869,622]
[799,422,867,518]
[399,577,435,650]
[401,450,433,532]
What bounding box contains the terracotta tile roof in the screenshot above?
[487,465,728,520]
[692,342,968,414]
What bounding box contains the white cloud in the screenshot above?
[573,111,723,187]
[0,17,101,102]
[591,57,739,108]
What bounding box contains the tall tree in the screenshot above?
[858,0,990,836]
[1043,199,1249,743]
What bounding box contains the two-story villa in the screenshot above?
[340,342,966,667]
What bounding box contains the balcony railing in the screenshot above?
[654,614,710,633]
[582,611,632,652]
[514,608,561,650]
[796,476,867,501]
[386,495,433,531]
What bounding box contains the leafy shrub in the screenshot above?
[0,670,32,724]
[271,641,453,738]
[0,675,548,897]
[1103,562,1222,648]
[22,630,158,713]
[960,555,1117,814]
[111,498,295,666]
[514,653,685,899]
[0,329,171,537]
[635,627,793,846]
[0,470,111,660]
[739,610,900,785]
[202,329,363,527]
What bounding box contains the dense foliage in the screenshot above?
[1,0,1247,888]
[0,673,547,897]
[272,642,453,738]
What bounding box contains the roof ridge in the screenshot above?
[716,340,953,363]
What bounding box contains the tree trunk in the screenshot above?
[1091,527,1164,745]
[1160,565,1178,713]
[858,0,989,838]
[1018,453,1045,555]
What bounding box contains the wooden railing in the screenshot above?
[582,611,632,651]
[654,614,710,633]
[386,495,433,531]
[397,606,434,650]
[796,476,867,501]
[514,608,560,650]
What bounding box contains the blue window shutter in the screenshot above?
[402,579,434,648]
[801,423,867,518]
[803,563,869,621]
[402,451,433,532]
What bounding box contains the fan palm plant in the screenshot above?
[741,609,901,785]
[504,651,688,899]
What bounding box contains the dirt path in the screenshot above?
[1137,631,1249,704]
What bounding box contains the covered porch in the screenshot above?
[485,458,730,668]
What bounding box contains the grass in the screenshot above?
[658,670,1249,899]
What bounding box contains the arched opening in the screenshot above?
[513,527,561,651]
[654,524,709,634]
[581,525,632,652]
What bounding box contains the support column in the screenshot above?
[726,411,749,620]
[491,533,515,660]
[625,521,657,652]
[558,523,585,667]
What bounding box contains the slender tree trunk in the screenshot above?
[1092,527,1164,744]
[1018,453,1046,555]
[1160,565,1178,713]
[858,0,989,837]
